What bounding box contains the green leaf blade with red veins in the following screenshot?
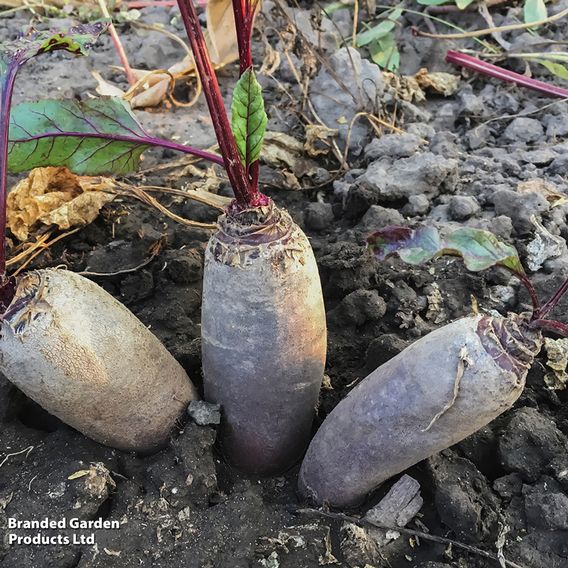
[0,22,108,75]
[8,98,150,175]
[368,226,442,264]
[230,67,267,168]
[368,225,525,276]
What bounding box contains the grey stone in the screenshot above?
[310,47,384,154]
[428,452,500,543]
[448,195,480,220]
[304,202,334,231]
[356,152,458,202]
[430,131,460,159]
[356,205,404,231]
[402,194,430,216]
[459,91,485,115]
[546,113,568,139]
[524,479,568,530]
[492,189,549,234]
[187,400,221,426]
[328,289,387,327]
[493,473,523,499]
[503,117,544,143]
[548,154,568,175]
[467,125,492,150]
[364,133,422,160]
[521,149,557,166]
[498,408,568,482]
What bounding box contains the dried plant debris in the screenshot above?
[544,337,568,390]
[7,167,115,241]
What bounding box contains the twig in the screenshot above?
[293,508,527,568]
[352,0,359,47]
[12,228,81,277]
[97,0,136,86]
[426,0,511,14]
[80,254,157,277]
[0,445,34,469]
[446,50,568,98]
[413,6,568,39]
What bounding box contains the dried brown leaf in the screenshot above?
[414,68,460,97]
[517,179,568,206]
[7,167,115,241]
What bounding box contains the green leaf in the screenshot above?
[416,0,449,6]
[0,22,108,79]
[368,225,525,276]
[368,226,443,264]
[8,98,150,175]
[356,9,402,47]
[443,228,525,274]
[455,0,476,8]
[524,0,547,26]
[369,33,400,72]
[230,68,267,168]
[535,59,568,81]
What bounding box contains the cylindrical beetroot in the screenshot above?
[0,268,198,452]
[202,203,326,475]
[299,314,541,508]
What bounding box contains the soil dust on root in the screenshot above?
[1,2,568,568]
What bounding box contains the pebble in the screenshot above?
[503,117,544,143]
[304,202,334,231]
[448,195,480,220]
[187,401,221,426]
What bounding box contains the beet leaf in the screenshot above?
[0,23,108,280]
[8,98,224,175]
[230,67,267,172]
[368,225,525,275]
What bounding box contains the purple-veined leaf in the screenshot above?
[230,67,267,169]
[368,225,525,276]
[0,22,108,279]
[8,98,223,175]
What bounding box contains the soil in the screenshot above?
[1,2,568,568]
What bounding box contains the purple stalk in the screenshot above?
[446,50,568,98]
[530,318,568,338]
[0,67,18,281]
[536,276,568,319]
[231,0,260,193]
[176,0,266,209]
[9,132,225,166]
[517,273,540,316]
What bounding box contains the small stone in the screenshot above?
[524,479,568,530]
[402,194,430,216]
[328,289,387,327]
[448,195,480,220]
[356,205,404,231]
[467,124,492,150]
[503,117,544,143]
[187,400,221,426]
[356,152,458,203]
[365,334,409,372]
[548,154,568,175]
[489,285,516,308]
[492,189,549,234]
[498,407,568,481]
[166,250,203,284]
[493,473,523,499]
[520,149,557,166]
[545,112,568,139]
[304,202,334,231]
[429,131,460,159]
[310,47,384,153]
[364,133,422,160]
